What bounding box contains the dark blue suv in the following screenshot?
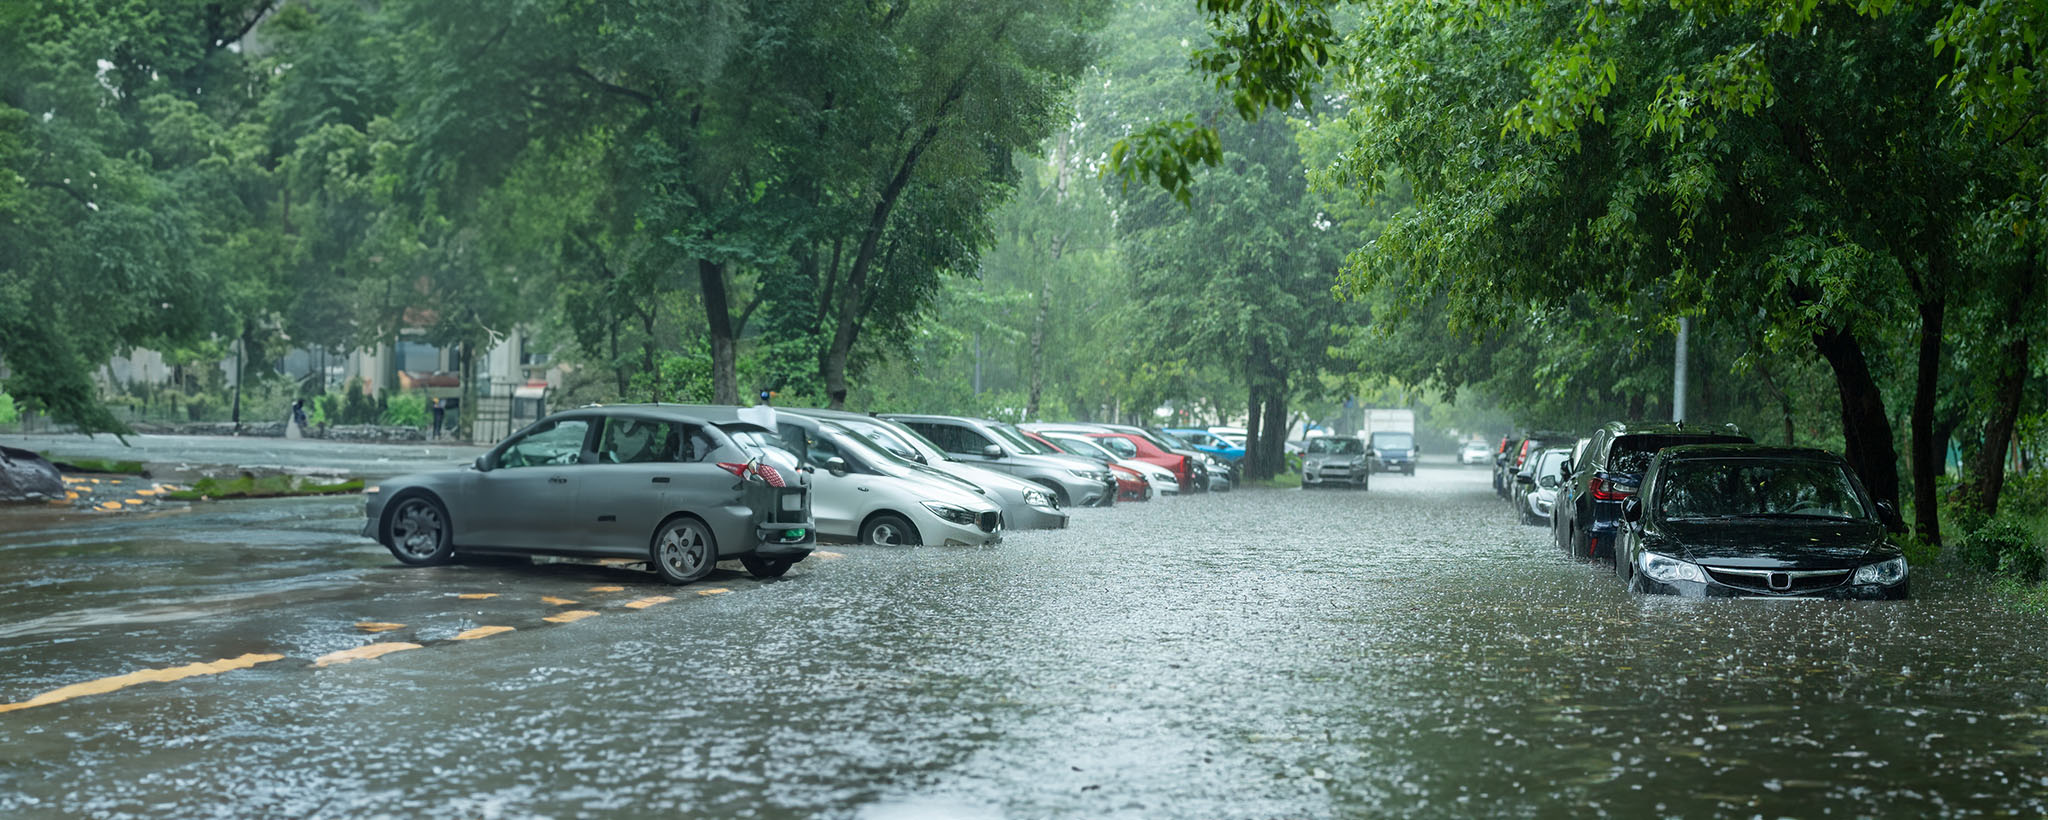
[1552,421,1750,563]
[1367,431,1418,475]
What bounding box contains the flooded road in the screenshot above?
[3,460,2046,817]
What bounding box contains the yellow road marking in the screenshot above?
[541,596,578,605]
[62,477,85,484]
[452,626,514,640]
[623,596,673,609]
[88,479,101,484]
[544,610,599,623]
[135,489,158,496]
[97,502,122,511]
[0,653,284,713]
[314,642,423,667]
[47,499,65,506]
[586,585,625,593]
[456,593,497,600]
[65,492,79,500]
[354,622,405,633]
[812,551,845,559]
[696,588,730,596]
[122,499,142,506]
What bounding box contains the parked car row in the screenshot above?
[361,405,1248,586]
[1488,420,1911,599]
[1297,430,1423,489]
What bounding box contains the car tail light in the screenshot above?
[716,461,786,487]
[1589,476,1634,501]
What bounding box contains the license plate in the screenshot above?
[780,492,803,512]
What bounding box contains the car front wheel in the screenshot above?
[383,493,454,566]
[651,517,719,584]
[861,514,919,546]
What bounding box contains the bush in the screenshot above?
[2000,538,2047,584]
[381,393,429,427]
[340,389,383,425]
[0,392,16,425]
[1956,518,2034,574]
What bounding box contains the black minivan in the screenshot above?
[1552,421,1751,562]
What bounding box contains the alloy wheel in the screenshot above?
[391,499,445,559]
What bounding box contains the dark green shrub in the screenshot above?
[2000,538,2046,584]
[1957,518,2033,574]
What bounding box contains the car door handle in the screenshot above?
[651,476,670,484]
[857,486,869,492]
[549,476,568,484]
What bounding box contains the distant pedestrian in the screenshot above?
[288,399,308,439]
[430,398,445,440]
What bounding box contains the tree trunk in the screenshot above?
[698,259,739,405]
[1245,384,1266,481]
[1812,324,1901,508]
[1027,276,1049,418]
[639,307,659,402]
[1261,390,1287,480]
[1967,335,2030,517]
[1910,294,1945,545]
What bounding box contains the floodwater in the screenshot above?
[0,433,485,481]
[2,459,2045,818]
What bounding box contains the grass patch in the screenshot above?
[1245,471,1303,489]
[163,475,364,501]
[41,453,149,476]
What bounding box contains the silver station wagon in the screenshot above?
[362,405,816,584]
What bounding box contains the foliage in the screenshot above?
[164,475,363,501]
[380,394,428,428]
[0,392,16,425]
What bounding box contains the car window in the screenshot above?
[1610,434,1753,474]
[1050,435,1114,460]
[1095,435,1139,458]
[919,422,997,456]
[595,416,699,464]
[1657,459,1871,521]
[497,418,590,468]
[777,422,850,469]
[990,424,1045,455]
[1325,438,1365,455]
[1371,432,1414,451]
[837,419,924,461]
[1305,439,1327,454]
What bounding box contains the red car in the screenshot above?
[1022,430,1152,501]
[1085,432,1194,493]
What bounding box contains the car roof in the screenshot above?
[1601,420,1745,437]
[547,404,720,425]
[881,413,1003,426]
[1652,443,1847,464]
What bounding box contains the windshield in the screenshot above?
[1610,434,1751,474]
[992,424,1052,455]
[819,421,919,477]
[1371,432,1414,451]
[716,425,803,471]
[835,418,928,462]
[1048,435,1115,460]
[1655,459,1872,522]
[1312,438,1366,455]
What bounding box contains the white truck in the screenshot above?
[1360,409,1418,475]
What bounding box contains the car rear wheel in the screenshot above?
[740,555,797,579]
[860,514,919,546]
[651,517,718,584]
[383,493,454,566]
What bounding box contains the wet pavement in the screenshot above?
[3,459,2046,818]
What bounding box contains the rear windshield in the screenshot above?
[1656,459,1871,522]
[1371,432,1414,451]
[1609,434,1752,474]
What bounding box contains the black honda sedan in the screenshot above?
[1616,445,1909,600]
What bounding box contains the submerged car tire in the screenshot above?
[650,516,719,585]
[740,555,797,579]
[1519,501,1540,526]
[860,514,920,546]
[383,492,454,566]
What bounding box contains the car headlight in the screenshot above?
[1022,489,1055,509]
[364,485,381,494]
[1853,557,1909,585]
[1638,552,1706,584]
[920,501,978,526]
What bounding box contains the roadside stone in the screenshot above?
[0,445,65,503]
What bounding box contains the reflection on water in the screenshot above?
[0,464,2044,818]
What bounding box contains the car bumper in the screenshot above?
[1636,577,1909,600]
[1303,468,1368,486]
[912,510,1004,546]
[751,521,817,558]
[1376,457,1415,472]
[1007,504,1070,530]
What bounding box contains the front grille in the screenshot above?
[1706,567,1851,594]
[977,511,999,532]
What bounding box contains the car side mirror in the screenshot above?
[1516,473,1534,484]
[1559,459,1573,477]
[980,444,1002,459]
[1874,500,1906,533]
[1539,476,1559,489]
[473,455,491,472]
[825,457,849,477]
[1621,496,1644,526]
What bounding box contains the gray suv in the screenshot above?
[883,414,1118,507]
